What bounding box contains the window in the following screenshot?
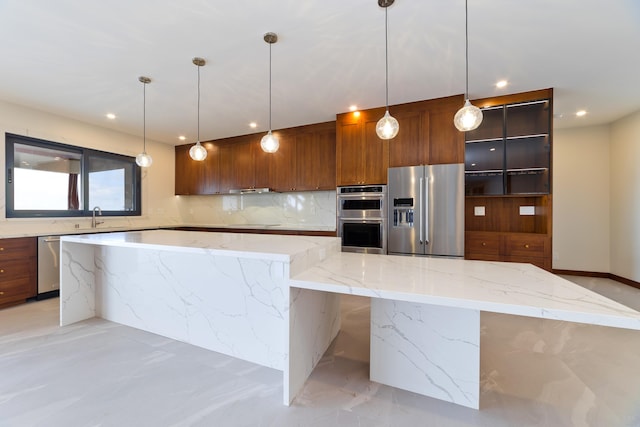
[5,133,141,218]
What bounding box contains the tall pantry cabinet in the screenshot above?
[464,89,553,270]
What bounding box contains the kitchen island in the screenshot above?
[60,230,342,405]
[60,230,640,409]
[290,252,640,409]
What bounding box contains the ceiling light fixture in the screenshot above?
[376,0,399,140]
[576,110,587,117]
[496,80,508,89]
[135,76,153,168]
[454,0,483,132]
[261,32,279,153]
[189,57,208,161]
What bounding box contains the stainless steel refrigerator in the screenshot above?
[387,163,464,257]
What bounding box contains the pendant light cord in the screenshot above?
[268,41,272,131]
[142,81,146,152]
[197,64,201,143]
[385,5,389,110]
[465,0,469,100]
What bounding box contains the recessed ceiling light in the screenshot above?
[496,80,508,88]
[249,122,257,128]
[178,135,186,141]
[576,110,587,117]
[349,105,358,112]
[106,113,116,120]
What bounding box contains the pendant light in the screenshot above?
[135,76,153,168]
[376,0,399,140]
[189,57,208,161]
[454,0,483,131]
[260,32,279,153]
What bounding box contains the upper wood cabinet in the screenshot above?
[336,107,389,186]
[175,121,336,195]
[294,121,337,191]
[336,95,464,186]
[389,95,464,167]
[175,142,218,195]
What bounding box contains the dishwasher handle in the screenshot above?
[42,237,60,243]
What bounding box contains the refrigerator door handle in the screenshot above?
[419,177,424,244]
[424,175,429,244]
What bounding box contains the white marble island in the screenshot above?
[60,230,342,405]
[60,230,640,411]
[290,252,640,409]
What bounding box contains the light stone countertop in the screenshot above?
[61,229,339,262]
[0,222,335,239]
[290,252,640,331]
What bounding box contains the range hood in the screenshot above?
[228,188,272,194]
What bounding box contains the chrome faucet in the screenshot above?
[92,206,104,228]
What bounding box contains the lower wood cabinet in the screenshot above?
[465,231,551,270]
[0,237,37,308]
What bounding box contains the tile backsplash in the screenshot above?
[177,190,337,229]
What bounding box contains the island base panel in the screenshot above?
[287,288,341,405]
[370,299,480,409]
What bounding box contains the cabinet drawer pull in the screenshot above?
[524,244,530,249]
[0,291,4,295]
[0,269,3,273]
[0,247,3,251]
[482,242,486,246]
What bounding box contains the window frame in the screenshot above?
[5,133,142,218]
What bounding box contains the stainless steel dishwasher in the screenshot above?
[37,236,60,299]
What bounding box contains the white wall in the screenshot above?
[0,99,180,237]
[610,110,640,282]
[553,125,611,272]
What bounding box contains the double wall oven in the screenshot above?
[337,185,387,254]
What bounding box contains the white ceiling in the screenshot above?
[0,0,639,145]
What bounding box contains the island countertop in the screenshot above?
[61,229,339,262]
[290,252,640,331]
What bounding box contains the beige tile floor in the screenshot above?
[0,275,639,426]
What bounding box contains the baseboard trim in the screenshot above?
[552,269,640,290]
[552,269,609,278]
[609,274,640,290]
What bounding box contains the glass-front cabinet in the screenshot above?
[464,99,551,196]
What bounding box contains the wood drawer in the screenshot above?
[465,233,500,256]
[504,234,549,258]
[0,237,37,261]
[504,255,551,271]
[0,258,35,281]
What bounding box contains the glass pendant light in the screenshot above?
[261,32,279,153]
[135,76,153,168]
[376,0,399,140]
[189,57,208,161]
[454,0,483,132]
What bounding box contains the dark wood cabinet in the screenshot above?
[336,106,390,186]
[295,122,336,191]
[176,122,336,195]
[465,89,552,196]
[465,231,551,270]
[175,142,218,195]
[337,95,464,186]
[0,237,37,308]
[464,89,554,270]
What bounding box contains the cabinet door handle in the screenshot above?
[0,291,4,295]
[524,244,530,249]
[0,269,4,273]
[482,242,486,246]
[0,247,3,251]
